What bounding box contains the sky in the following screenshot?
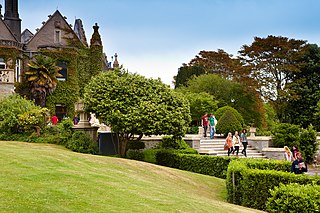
[2,0,320,86]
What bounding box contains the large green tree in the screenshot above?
[176,90,218,126]
[239,35,307,102]
[174,65,205,88]
[285,44,320,129]
[25,54,62,107]
[183,74,264,127]
[84,71,191,157]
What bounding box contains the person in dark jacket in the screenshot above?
[290,152,308,174]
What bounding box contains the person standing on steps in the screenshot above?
[232,131,241,156]
[240,129,248,157]
[209,113,216,139]
[201,112,209,138]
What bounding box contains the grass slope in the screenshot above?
[0,141,263,213]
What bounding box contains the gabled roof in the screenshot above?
[21,29,34,44]
[0,18,19,42]
[26,10,84,51]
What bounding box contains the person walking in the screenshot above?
[225,132,233,156]
[232,131,241,156]
[51,114,58,125]
[240,129,248,157]
[201,112,209,138]
[209,113,216,139]
[290,152,308,174]
[284,146,293,161]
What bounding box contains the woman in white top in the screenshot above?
[284,146,293,161]
[232,131,241,156]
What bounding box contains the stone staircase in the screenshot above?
[198,138,266,158]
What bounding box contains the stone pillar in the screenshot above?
[72,100,99,141]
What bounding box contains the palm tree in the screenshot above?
[25,54,62,107]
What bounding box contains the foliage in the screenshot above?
[226,159,320,211]
[264,102,277,130]
[41,49,80,116]
[286,44,320,130]
[187,49,256,88]
[66,131,98,154]
[126,150,144,161]
[161,136,190,150]
[271,123,300,149]
[18,107,50,135]
[216,111,242,136]
[266,183,320,213]
[25,54,62,107]
[142,149,160,164]
[84,71,191,157]
[0,95,43,134]
[155,150,233,179]
[127,141,145,150]
[174,65,205,88]
[239,35,306,102]
[215,106,244,126]
[183,74,264,127]
[176,89,218,125]
[299,125,318,163]
[271,123,318,163]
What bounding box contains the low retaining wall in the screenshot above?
[248,136,272,152]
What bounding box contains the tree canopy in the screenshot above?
[181,74,264,127]
[84,71,191,156]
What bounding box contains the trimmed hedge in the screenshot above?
[226,159,320,211]
[266,183,320,213]
[155,149,233,179]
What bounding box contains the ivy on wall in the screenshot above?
[41,49,80,117]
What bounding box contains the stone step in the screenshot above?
[198,138,267,159]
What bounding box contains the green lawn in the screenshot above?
[0,141,264,213]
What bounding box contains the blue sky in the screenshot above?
[2,0,320,86]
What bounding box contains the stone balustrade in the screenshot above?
[0,69,15,84]
[0,39,24,49]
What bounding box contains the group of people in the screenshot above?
[284,145,308,174]
[201,112,217,139]
[225,129,248,157]
[50,114,80,125]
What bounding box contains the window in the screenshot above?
[56,61,67,81]
[55,104,67,122]
[16,59,20,82]
[54,30,61,43]
[0,58,5,69]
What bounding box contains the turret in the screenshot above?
[4,0,21,41]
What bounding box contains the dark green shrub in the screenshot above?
[126,150,144,161]
[155,150,232,179]
[187,125,199,134]
[272,123,318,163]
[266,183,320,213]
[161,136,190,150]
[299,125,318,163]
[127,141,145,150]
[0,94,47,134]
[271,123,300,148]
[216,111,242,136]
[226,159,320,211]
[143,149,160,164]
[66,131,97,154]
[215,106,244,126]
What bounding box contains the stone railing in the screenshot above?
[0,39,24,49]
[0,69,15,84]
